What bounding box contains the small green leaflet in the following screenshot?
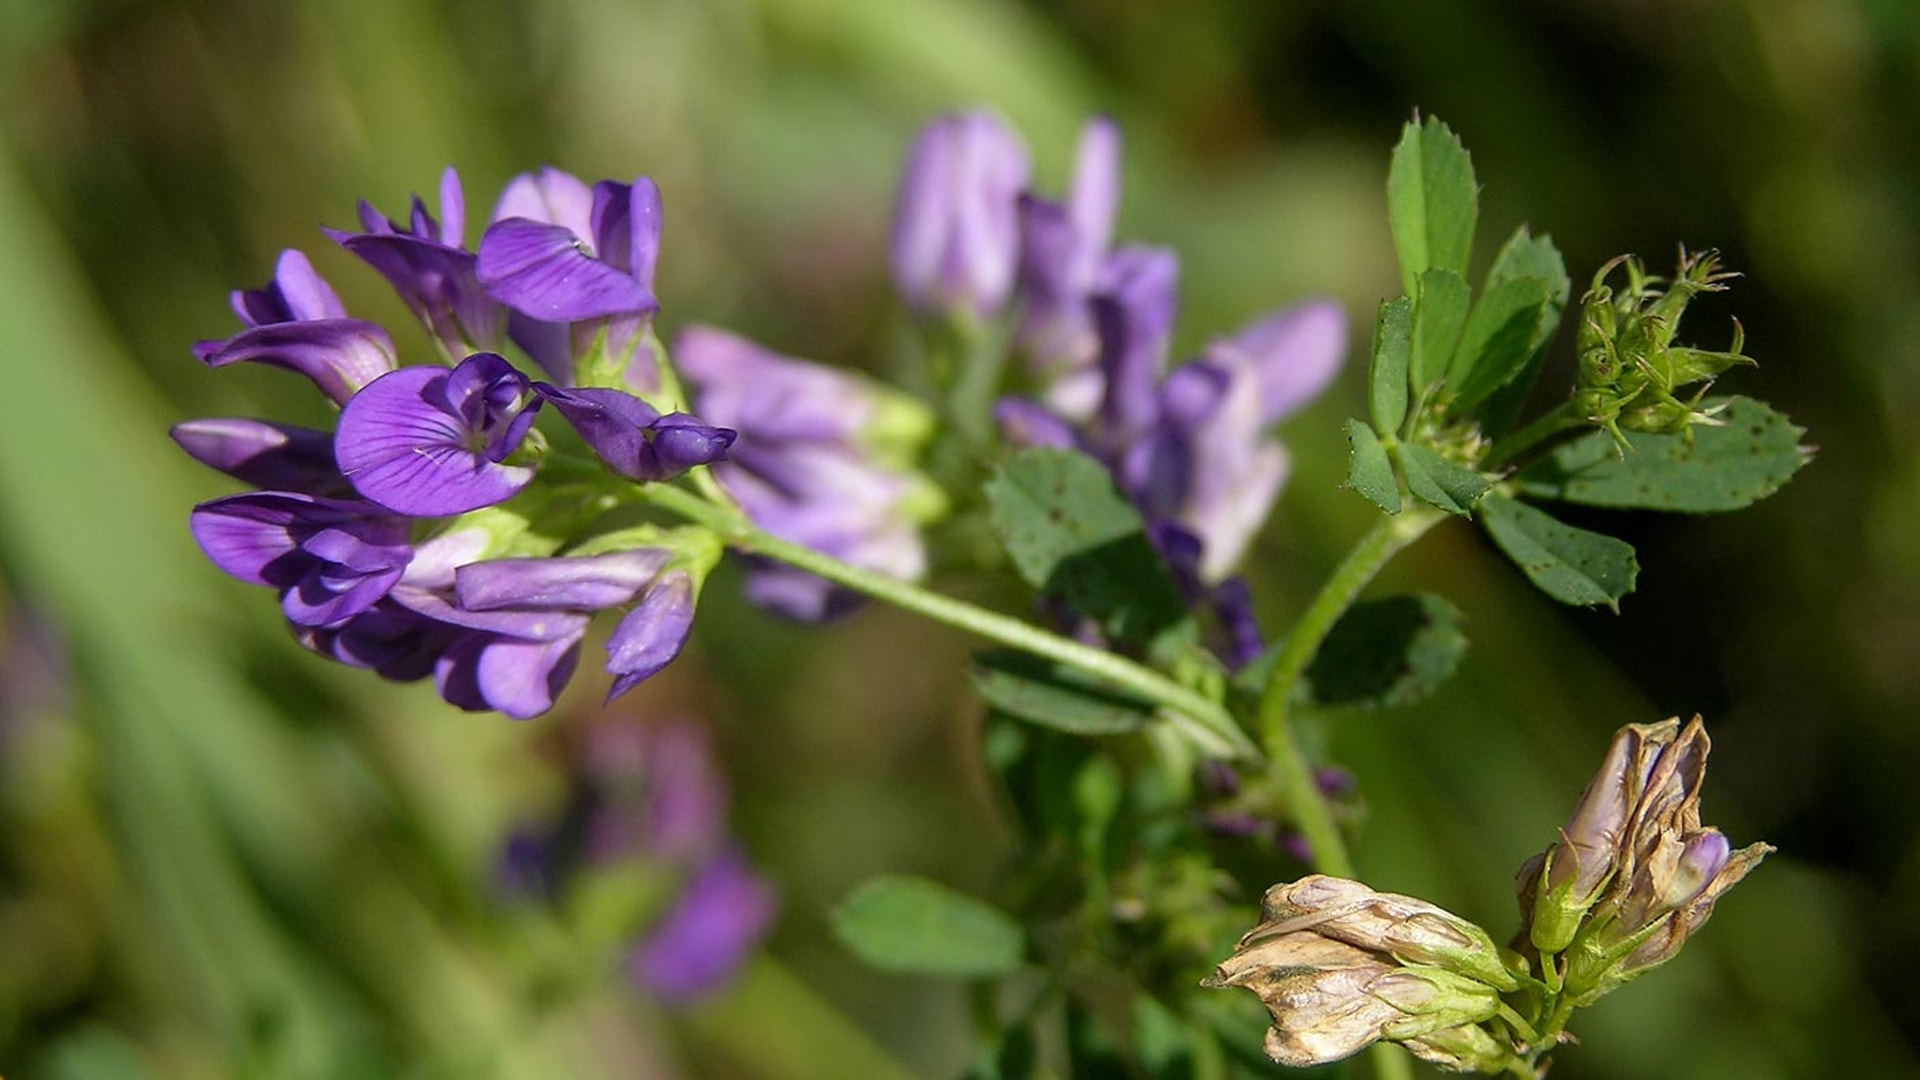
[985,448,1192,651]
[1479,495,1639,610]
[1369,296,1413,434]
[1387,116,1479,298]
[1517,397,1811,512]
[1301,592,1469,709]
[1398,443,1490,515]
[1411,268,1471,394]
[1344,419,1401,514]
[1449,275,1561,411]
[831,874,1025,978]
[971,649,1152,736]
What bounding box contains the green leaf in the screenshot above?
[1449,276,1560,409]
[831,874,1025,978]
[1517,396,1812,512]
[984,448,1191,649]
[1411,268,1472,393]
[971,650,1152,736]
[1479,495,1639,610]
[1301,593,1469,709]
[1388,116,1479,297]
[1369,296,1414,433]
[1344,419,1401,514]
[1398,443,1491,515]
[1485,225,1571,299]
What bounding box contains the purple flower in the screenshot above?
[534,385,734,483]
[676,326,940,621]
[171,418,348,496]
[478,169,663,391]
[326,167,505,355]
[627,846,778,1007]
[1015,117,1122,407]
[891,110,1029,321]
[189,492,413,628]
[1090,246,1180,453]
[193,249,397,405]
[335,352,544,517]
[454,550,700,704]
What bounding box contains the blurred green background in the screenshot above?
[1,0,1917,1076]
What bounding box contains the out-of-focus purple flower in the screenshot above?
[171,418,348,496]
[534,385,735,483]
[676,325,942,621]
[891,110,1029,321]
[454,550,701,705]
[479,169,663,392]
[193,249,398,405]
[1016,117,1122,411]
[326,168,505,355]
[1091,246,1180,452]
[627,845,778,1008]
[335,352,543,517]
[189,492,413,628]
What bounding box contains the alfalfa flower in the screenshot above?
[891,110,1029,322]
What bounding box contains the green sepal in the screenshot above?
[1343,419,1402,514]
[1518,396,1811,512]
[1411,268,1472,395]
[830,874,1025,978]
[971,649,1153,736]
[1479,495,1639,610]
[1398,443,1491,516]
[1388,115,1479,297]
[1369,296,1414,434]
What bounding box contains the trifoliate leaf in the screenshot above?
[1369,297,1414,434]
[1399,443,1491,515]
[985,448,1191,651]
[1412,268,1472,394]
[831,874,1025,977]
[1480,495,1638,610]
[1344,419,1401,515]
[1388,116,1479,297]
[1450,275,1561,410]
[1517,396,1811,512]
[1301,593,1468,709]
[971,649,1151,736]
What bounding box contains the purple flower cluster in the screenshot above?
[892,112,1348,665]
[500,718,777,1007]
[180,168,735,718]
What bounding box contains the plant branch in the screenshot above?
[1483,401,1579,470]
[638,479,1259,759]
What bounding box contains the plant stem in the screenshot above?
[1252,505,1447,878]
[638,480,1260,759]
[1483,402,1578,470]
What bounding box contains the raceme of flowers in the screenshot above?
[894,112,1348,667]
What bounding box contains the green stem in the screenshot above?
[1483,402,1578,470]
[638,480,1259,760]
[1252,505,1447,878]
[1369,1043,1417,1080]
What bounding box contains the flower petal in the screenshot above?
[171,418,346,494]
[336,363,537,516]
[605,570,695,701]
[478,217,657,321]
[455,551,670,612]
[195,318,398,405]
[626,846,777,1006]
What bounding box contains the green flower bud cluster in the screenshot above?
[1515,716,1771,1007]
[1572,250,1754,452]
[1204,876,1527,1072]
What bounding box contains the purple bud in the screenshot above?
[454,551,673,613]
[891,110,1029,320]
[335,352,542,517]
[533,385,734,483]
[171,418,347,495]
[1091,246,1179,450]
[605,570,696,702]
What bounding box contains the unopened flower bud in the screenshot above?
[1254,875,1519,992]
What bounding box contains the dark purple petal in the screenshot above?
[231,249,347,325]
[335,355,540,517]
[627,846,777,1007]
[647,414,735,477]
[1207,576,1265,671]
[329,231,504,354]
[195,318,398,405]
[171,418,347,495]
[189,492,407,588]
[294,600,453,681]
[605,570,695,701]
[1092,245,1179,447]
[455,551,671,612]
[435,632,583,720]
[477,217,657,322]
[1013,118,1123,372]
[627,177,663,293]
[506,310,573,383]
[388,585,590,642]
